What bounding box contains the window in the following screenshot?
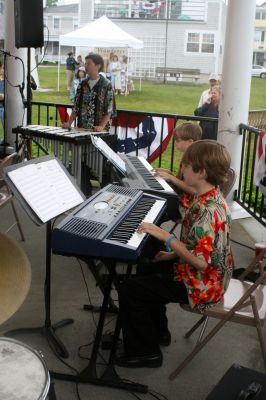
[202,33,214,53]
[186,31,215,54]
[187,33,200,52]
[254,31,261,44]
[53,17,60,30]
[53,42,59,55]
[256,12,261,20]
[73,17,78,30]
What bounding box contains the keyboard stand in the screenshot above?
[50,258,148,394]
[83,259,119,314]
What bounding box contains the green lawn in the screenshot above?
[29,66,266,174]
[33,66,266,114]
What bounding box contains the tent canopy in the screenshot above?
[59,16,143,49]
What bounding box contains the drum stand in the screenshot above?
[50,259,148,394]
[5,221,73,358]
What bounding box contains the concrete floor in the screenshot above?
[0,197,265,400]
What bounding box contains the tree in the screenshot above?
[46,0,58,7]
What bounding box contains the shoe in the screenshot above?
[115,351,163,368]
[159,329,171,347]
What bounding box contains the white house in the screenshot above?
[254,4,266,66]
[43,0,227,81]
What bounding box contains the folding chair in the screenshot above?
[219,167,237,198]
[169,248,266,380]
[0,152,25,241]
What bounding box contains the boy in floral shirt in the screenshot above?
[116,140,233,368]
[62,53,116,132]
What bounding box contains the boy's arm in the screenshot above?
[137,223,208,271]
[155,170,196,196]
[168,175,197,196]
[154,167,173,175]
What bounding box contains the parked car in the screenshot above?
[252,65,266,78]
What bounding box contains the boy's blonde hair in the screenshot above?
[174,122,202,142]
[182,140,231,186]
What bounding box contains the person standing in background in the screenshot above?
[66,52,78,91]
[70,66,87,102]
[194,85,220,140]
[106,52,114,81]
[76,55,84,70]
[110,55,122,94]
[198,73,220,107]
[121,55,128,95]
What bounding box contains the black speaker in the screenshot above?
[14,0,44,48]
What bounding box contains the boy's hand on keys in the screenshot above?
[137,223,169,242]
[154,169,173,182]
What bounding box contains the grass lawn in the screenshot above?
[29,67,266,175]
[33,66,266,114]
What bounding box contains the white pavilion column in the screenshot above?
[5,0,27,146]
[217,0,256,216]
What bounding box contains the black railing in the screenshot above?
[235,124,266,227]
[31,100,218,172]
[30,102,266,226]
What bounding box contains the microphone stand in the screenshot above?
[0,49,10,156]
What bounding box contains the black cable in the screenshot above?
[31,25,50,73]
[149,389,169,400]
[0,49,26,115]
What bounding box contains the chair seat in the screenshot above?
[181,278,266,325]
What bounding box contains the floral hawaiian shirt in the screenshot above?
[174,187,233,311]
[74,75,116,131]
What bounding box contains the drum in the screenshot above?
[0,338,50,400]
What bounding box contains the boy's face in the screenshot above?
[85,58,100,75]
[181,163,204,187]
[174,137,193,153]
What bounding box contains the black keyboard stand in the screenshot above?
[50,259,148,394]
[5,221,73,358]
[83,259,119,314]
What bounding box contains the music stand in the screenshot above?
[3,155,85,358]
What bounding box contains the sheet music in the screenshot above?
[91,135,127,176]
[7,159,84,223]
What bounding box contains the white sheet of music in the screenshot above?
[91,135,127,176]
[7,159,84,223]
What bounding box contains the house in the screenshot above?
[253,4,266,66]
[42,3,79,62]
[43,0,227,81]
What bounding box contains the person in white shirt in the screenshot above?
[198,73,220,107]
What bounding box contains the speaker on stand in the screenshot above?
[14,0,44,124]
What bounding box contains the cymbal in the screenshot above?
[0,233,31,325]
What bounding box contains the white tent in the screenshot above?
[59,16,143,49]
[57,16,143,90]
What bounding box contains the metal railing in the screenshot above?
[31,100,218,172]
[30,101,265,226]
[235,124,266,227]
